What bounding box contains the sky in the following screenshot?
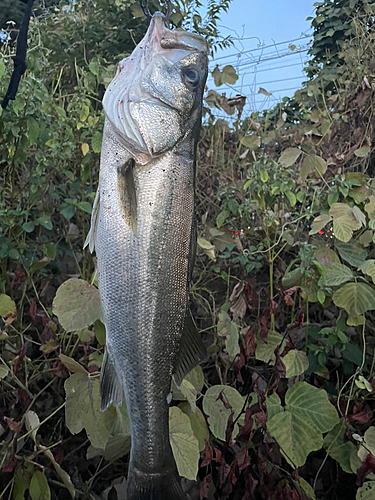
[205,0,317,115]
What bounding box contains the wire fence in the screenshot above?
[206,28,313,119]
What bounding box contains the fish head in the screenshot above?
[103,13,208,164]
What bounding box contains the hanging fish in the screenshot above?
[85,3,208,499]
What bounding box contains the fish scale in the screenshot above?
[85,12,208,500]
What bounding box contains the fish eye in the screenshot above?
[183,68,200,87]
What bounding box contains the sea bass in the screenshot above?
[84,10,208,500]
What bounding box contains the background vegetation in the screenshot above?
[1,0,375,499]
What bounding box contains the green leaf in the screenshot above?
[323,263,354,286]
[29,256,51,276]
[255,330,286,364]
[352,206,366,227]
[286,382,339,433]
[216,209,230,229]
[0,363,9,380]
[265,392,283,421]
[37,216,53,231]
[354,146,371,158]
[0,60,5,80]
[22,221,35,233]
[94,320,106,345]
[29,471,50,500]
[13,469,29,500]
[0,294,16,318]
[60,206,76,220]
[342,343,364,365]
[202,385,245,441]
[268,382,339,467]
[314,246,340,266]
[309,214,332,235]
[358,427,375,461]
[179,403,209,452]
[282,350,309,377]
[268,410,323,467]
[80,105,90,122]
[278,147,302,167]
[59,354,88,375]
[169,406,199,481]
[92,132,103,153]
[64,372,117,449]
[285,191,296,206]
[336,242,367,268]
[197,237,215,261]
[298,478,316,500]
[220,65,238,85]
[259,169,268,183]
[77,201,92,214]
[89,61,99,76]
[333,283,375,315]
[52,278,102,332]
[217,311,240,360]
[81,142,89,156]
[357,482,375,500]
[27,117,40,147]
[360,230,373,247]
[240,134,260,149]
[300,155,327,180]
[324,420,357,473]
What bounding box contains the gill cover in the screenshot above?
[103,13,208,164]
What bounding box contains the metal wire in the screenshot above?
[140,0,172,23]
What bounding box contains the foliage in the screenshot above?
[1,1,375,500]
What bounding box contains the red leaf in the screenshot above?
[260,316,268,342]
[13,342,28,375]
[4,417,23,434]
[200,474,212,500]
[244,326,257,355]
[237,448,250,473]
[225,411,235,448]
[348,402,372,424]
[237,407,254,443]
[357,453,375,486]
[29,298,38,323]
[214,447,222,463]
[201,441,213,468]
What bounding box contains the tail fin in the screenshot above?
[127,466,188,500]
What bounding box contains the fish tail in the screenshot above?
[127,465,187,500]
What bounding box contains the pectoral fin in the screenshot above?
[118,158,138,235]
[83,188,100,253]
[173,311,207,386]
[100,348,123,411]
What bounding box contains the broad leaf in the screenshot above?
[92,132,103,153]
[309,214,332,235]
[256,330,286,364]
[278,147,302,167]
[283,350,309,377]
[179,402,209,452]
[300,154,327,180]
[169,406,199,481]
[324,420,357,473]
[333,283,375,315]
[265,392,283,420]
[267,410,323,467]
[202,385,245,441]
[323,263,354,286]
[314,245,340,266]
[64,373,117,449]
[354,146,371,158]
[29,471,50,500]
[357,482,375,500]
[336,242,367,268]
[52,278,102,332]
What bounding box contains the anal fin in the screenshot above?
[173,311,207,386]
[100,348,123,411]
[118,158,138,235]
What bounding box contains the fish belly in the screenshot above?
[95,126,194,472]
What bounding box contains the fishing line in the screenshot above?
[1,0,34,110]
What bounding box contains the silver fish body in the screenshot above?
[85,13,208,500]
